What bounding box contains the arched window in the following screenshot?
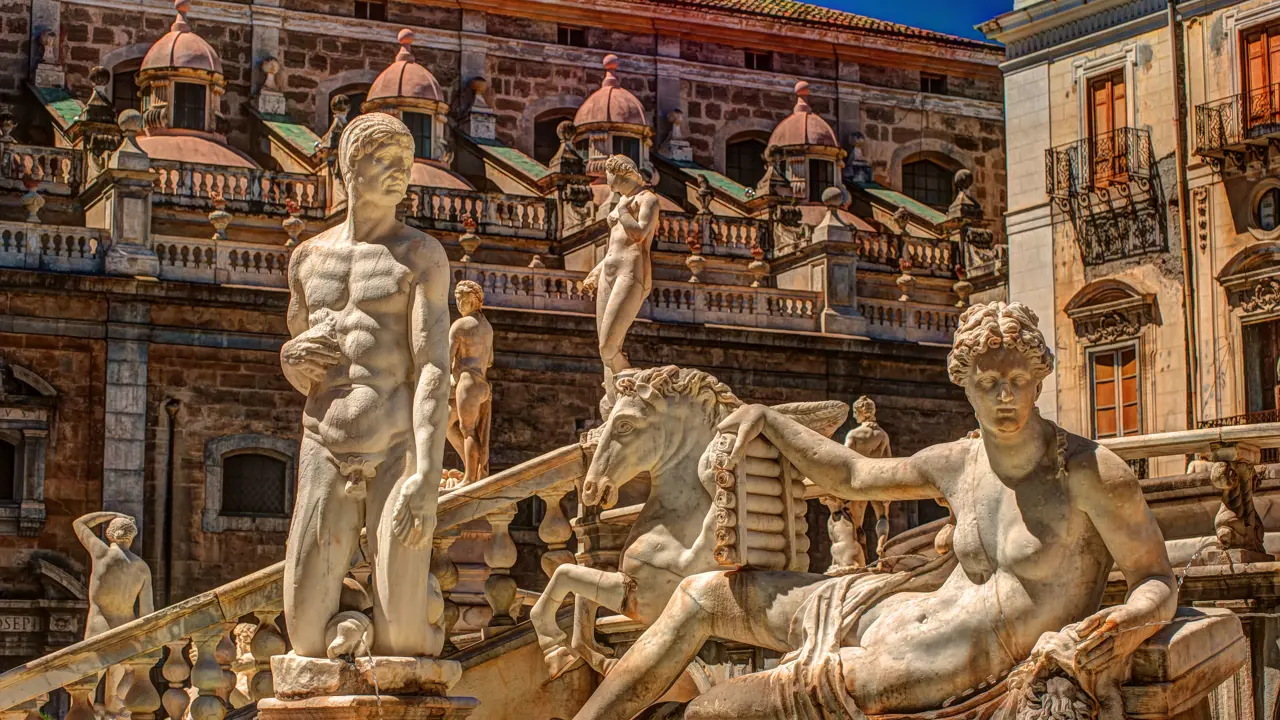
[533,110,576,165]
[901,160,954,208]
[203,434,297,532]
[725,136,767,189]
[221,452,289,516]
[0,437,16,503]
[111,61,141,115]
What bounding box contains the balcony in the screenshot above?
[0,144,81,195]
[404,187,556,240]
[654,213,770,257]
[151,161,326,219]
[1044,128,1165,266]
[1194,83,1280,171]
[1199,410,1280,463]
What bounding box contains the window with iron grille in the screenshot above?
[744,51,773,72]
[558,25,587,47]
[403,112,433,160]
[920,72,948,95]
[354,0,386,20]
[112,68,140,114]
[172,82,206,131]
[612,135,641,166]
[902,160,954,208]
[808,159,834,202]
[221,452,289,516]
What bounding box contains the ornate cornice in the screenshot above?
[1221,264,1280,320]
[984,0,1167,64]
[1066,294,1154,346]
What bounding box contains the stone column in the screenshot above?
[482,507,518,638]
[103,301,150,539]
[88,111,160,277]
[460,11,487,89]
[655,36,682,150]
[836,60,862,157]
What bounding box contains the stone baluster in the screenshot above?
[248,609,286,701]
[482,507,519,638]
[0,695,45,720]
[121,649,164,720]
[537,486,575,578]
[64,675,97,720]
[214,623,238,703]
[189,628,230,720]
[432,530,461,652]
[161,639,192,720]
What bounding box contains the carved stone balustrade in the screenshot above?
[151,161,326,218]
[406,186,556,240]
[120,648,164,720]
[0,144,81,194]
[153,236,289,288]
[537,485,576,577]
[482,507,520,638]
[247,610,285,701]
[0,222,102,273]
[853,298,962,345]
[655,212,768,256]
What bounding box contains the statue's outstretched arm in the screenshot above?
[73,512,118,557]
[719,405,949,502]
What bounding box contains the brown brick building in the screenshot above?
[0,0,1006,666]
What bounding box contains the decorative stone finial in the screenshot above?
[944,167,982,229]
[696,175,713,215]
[78,66,116,125]
[459,216,480,262]
[793,80,812,113]
[464,76,496,139]
[110,109,149,171]
[209,194,231,241]
[40,29,58,65]
[21,178,45,224]
[470,77,488,96]
[172,0,191,33]
[283,199,305,249]
[601,54,620,88]
[261,57,281,92]
[821,186,843,209]
[396,28,415,62]
[118,109,144,136]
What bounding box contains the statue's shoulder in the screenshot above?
[392,225,448,271]
[1062,431,1136,492]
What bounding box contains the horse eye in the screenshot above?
[616,421,634,435]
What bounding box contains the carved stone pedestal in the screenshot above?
[259,655,477,720]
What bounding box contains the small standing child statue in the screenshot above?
[447,280,494,485]
[842,395,893,559]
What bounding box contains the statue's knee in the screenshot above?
[674,575,717,618]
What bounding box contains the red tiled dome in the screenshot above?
[368,29,445,103]
[768,81,837,148]
[573,55,647,128]
[140,0,222,74]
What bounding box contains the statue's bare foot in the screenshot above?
[544,644,583,680]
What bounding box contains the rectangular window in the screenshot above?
[0,439,15,503]
[403,112,432,160]
[612,135,640,166]
[112,69,139,114]
[920,72,947,95]
[1243,23,1280,130]
[354,0,386,20]
[557,25,587,47]
[744,51,773,72]
[171,82,206,131]
[1090,345,1140,439]
[807,159,834,202]
[1243,318,1280,415]
[1087,70,1128,185]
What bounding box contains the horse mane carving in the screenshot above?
[615,366,742,424]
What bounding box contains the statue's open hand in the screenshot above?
[391,473,437,550]
[581,268,600,296]
[1071,604,1147,674]
[716,404,769,470]
[281,327,340,383]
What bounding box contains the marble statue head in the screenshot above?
[852,395,876,424]
[454,280,483,315]
[105,516,137,547]
[948,301,1053,437]
[604,154,644,194]
[338,112,414,209]
[582,366,740,508]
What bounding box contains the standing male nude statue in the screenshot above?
[581,155,659,415]
[280,112,451,659]
[447,280,493,484]
[842,395,893,560]
[74,511,153,706]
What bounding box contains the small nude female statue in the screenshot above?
[572,301,1177,720]
[581,155,659,414]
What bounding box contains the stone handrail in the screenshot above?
[655,213,768,255]
[856,298,961,344]
[0,443,586,712]
[151,161,326,216]
[0,144,81,192]
[452,262,822,331]
[0,222,103,273]
[1100,422,1280,460]
[153,236,290,288]
[406,187,555,240]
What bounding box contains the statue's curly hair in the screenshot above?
[615,365,741,423]
[454,280,483,307]
[604,154,643,182]
[947,301,1054,386]
[105,516,136,544]
[852,395,876,422]
[338,112,414,185]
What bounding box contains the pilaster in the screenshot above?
[103,301,151,542]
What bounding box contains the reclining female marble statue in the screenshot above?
[571,301,1178,720]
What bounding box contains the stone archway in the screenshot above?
[313,69,382,131]
[518,94,586,158]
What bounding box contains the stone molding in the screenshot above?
[0,358,57,538]
[1072,44,1138,140]
[990,0,1166,63]
[1064,281,1156,347]
[1219,243,1280,321]
[202,433,297,533]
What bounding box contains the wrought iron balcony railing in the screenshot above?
[1197,410,1280,463]
[1194,83,1280,156]
[1044,128,1155,199]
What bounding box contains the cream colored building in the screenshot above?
[983,0,1280,476]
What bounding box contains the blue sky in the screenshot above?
[813,0,1012,41]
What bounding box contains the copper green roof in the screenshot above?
[35,86,84,129]
[472,136,549,181]
[259,113,321,157]
[855,181,946,225]
[660,156,753,203]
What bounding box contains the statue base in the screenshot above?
[1200,546,1274,565]
[262,655,477,720]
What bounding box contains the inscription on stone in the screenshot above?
[0,615,40,632]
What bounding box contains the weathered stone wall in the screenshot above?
[0,0,30,108]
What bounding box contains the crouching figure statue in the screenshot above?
[572,301,1181,720]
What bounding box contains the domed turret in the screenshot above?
[141,0,222,74]
[571,55,653,177]
[363,29,451,164]
[768,82,837,149]
[763,81,846,202]
[136,0,228,138]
